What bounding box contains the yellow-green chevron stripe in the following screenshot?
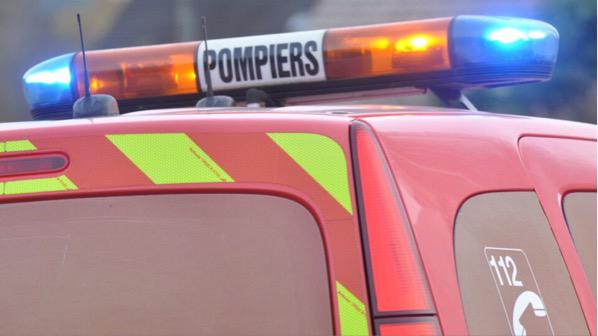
[0,140,36,153]
[336,281,369,336]
[268,133,353,214]
[107,133,233,184]
[0,175,77,195]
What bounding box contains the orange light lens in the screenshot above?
[324,18,451,80]
[74,42,199,100]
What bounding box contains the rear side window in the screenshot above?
[0,194,332,336]
[454,192,588,336]
[563,192,597,298]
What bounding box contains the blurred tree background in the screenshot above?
[0,0,595,123]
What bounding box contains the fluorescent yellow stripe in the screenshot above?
[1,175,78,195]
[107,133,233,184]
[268,133,353,214]
[336,281,369,336]
[0,140,37,153]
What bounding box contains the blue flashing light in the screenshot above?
[21,16,559,117]
[22,53,76,110]
[24,67,71,85]
[528,31,547,40]
[451,16,559,70]
[485,27,549,44]
[486,28,529,44]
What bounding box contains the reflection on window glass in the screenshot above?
[454,192,588,336]
[563,192,597,298]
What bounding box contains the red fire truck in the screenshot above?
[1,15,595,335]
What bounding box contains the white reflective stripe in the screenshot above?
[197,30,327,92]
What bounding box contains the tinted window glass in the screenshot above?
[454,192,588,336]
[563,192,597,298]
[0,194,332,336]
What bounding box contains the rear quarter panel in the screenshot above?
[0,114,371,336]
[360,113,596,335]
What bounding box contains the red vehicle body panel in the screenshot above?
[0,106,595,335]
[519,136,597,333]
[0,112,369,335]
[362,113,596,335]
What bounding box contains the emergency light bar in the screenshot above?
[23,15,558,118]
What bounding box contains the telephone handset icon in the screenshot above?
[512,290,547,336]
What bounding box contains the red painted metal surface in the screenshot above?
[0,113,369,336]
[361,112,596,335]
[519,136,597,335]
[353,123,434,314]
[0,106,595,335]
[378,319,439,336]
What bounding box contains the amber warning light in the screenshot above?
[23,15,558,118]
